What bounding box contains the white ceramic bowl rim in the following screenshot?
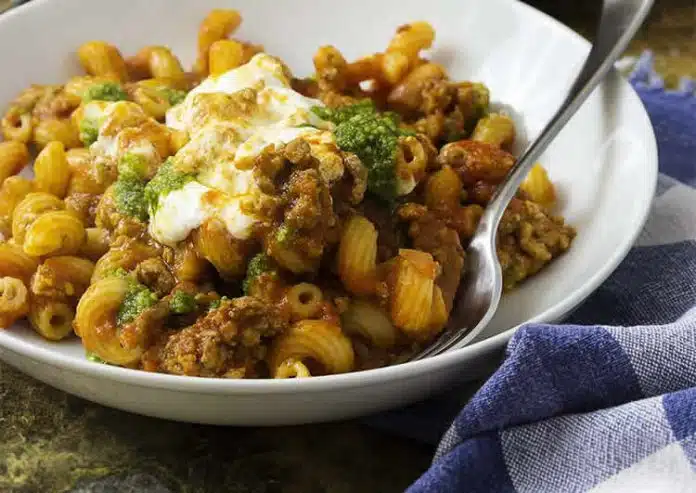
[0,0,658,396]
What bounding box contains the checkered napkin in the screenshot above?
[385,51,696,492]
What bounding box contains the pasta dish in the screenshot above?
[0,9,575,378]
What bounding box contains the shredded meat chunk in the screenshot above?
[156,297,288,377]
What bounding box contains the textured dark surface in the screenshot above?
[1,1,692,492]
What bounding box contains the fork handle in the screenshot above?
[478,0,654,239]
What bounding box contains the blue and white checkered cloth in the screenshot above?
[384,51,696,492]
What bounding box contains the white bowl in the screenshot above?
[0,0,657,424]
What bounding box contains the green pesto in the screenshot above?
[208,296,229,312]
[143,158,195,212]
[86,352,106,364]
[113,154,149,221]
[116,282,158,326]
[79,119,99,146]
[113,176,148,222]
[161,87,187,106]
[275,224,295,245]
[242,253,277,296]
[313,100,412,202]
[118,153,148,180]
[83,82,128,103]
[105,267,129,279]
[169,291,197,314]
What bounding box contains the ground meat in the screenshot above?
[95,186,147,238]
[64,192,101,227]
[497,199,576,290]
[361,198,406,262]
[156,296,288,377]
[268,168,339,273]
[134,257,175,297]
[397,207,466,310]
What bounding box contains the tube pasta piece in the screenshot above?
[29,297,75,341]
[0,277,29,327]
[23,211,86,257]
[274,358,311,379]
[341,299,397,348]
[194,9,243,75]
[209,39,245,77]
[388,249,446,340]
[270,319,355,376]
[75,276,142,365]
[286,283,323,320]
[520,164,557,209]
[12,192,64,245]
[338,215,378,296]
[77,41,128,81]
[34,141,71,198]
[0,141,29,182]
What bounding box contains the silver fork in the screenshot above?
[409,0,654,361]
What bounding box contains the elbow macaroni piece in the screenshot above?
[274,358,311,379]
[0,141,29,183]
[75,276,143,365]
[23,211,86,257]
[34,141,71,198]
[472,113,516,150]
[270,319,355,376]
[29,297,75,341]
[338,215,378,296]
[0,276,29,327]
[286,282,323,320]
[30,255,95,300]
[209,39,245,77]
[80,227,110,261]
[2,106,33,143]
[520,164,557,209]
[195,9,243,75]
[193,219,248,280]
[33,118,81,149]
[425,165,463,213]
[91,243,159,283]
[12,192,64,245]
[341,299,397,348]
[389,249,447,340]
[77,41,128,81]
[128,46,184,80]
[0,176,34,237]
[0,242,38,282]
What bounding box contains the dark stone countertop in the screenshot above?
[1,1,693,491]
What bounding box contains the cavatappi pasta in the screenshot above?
[0,10,576,378]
